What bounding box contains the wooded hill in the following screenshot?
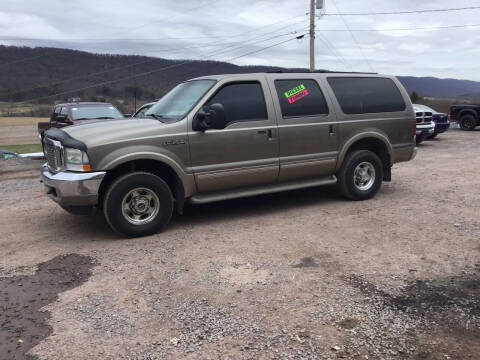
[1,45,480,107]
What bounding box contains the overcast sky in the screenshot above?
[1,0,479,81]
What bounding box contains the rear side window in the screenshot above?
[59,107,68,115]
[207,82,267,125]
[327,77,406,114]
[274,79,328,117]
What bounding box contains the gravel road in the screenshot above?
[0,129,479,360]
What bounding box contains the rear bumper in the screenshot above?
[40,164,105,206]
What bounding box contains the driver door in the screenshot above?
[188,77,279,193]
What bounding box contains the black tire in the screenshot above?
[460,115,477,131]
[429,133,438,139]
[103,172,174,237]
[337,150,384,201]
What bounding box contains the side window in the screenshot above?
[274,79,329,117]
[137,105,151,118]
[327,77,406,114]
[207,82,268,125]
[59,107,68,116]
[51,106,60,121]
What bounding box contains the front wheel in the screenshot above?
[337,150,383,201]
[103,172,174,237]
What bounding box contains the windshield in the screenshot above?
[145,80,216,120]
[71,105,124,120]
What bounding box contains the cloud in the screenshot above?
[0,0,479,80]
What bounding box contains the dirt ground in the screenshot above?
[0,128,479,360]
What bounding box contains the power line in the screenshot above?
[329,0,375,73]
[3,25,306,98]
[315,32,351,71]
[106,0,222,37]
[0,15,309,42]
[317,23,480,32]
[0,14,307,71]
[320,6,480,16]
[23,33,307,103]
[0,52,52,68]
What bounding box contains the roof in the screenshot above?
[189,71,389,82]
[55,102,113,106]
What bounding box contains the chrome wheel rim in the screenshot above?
[121,187,160,225]
[354,162,376,191]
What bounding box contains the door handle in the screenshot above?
[258,129,276,141]
[329,124,335,136]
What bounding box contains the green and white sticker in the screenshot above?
[284,84,306,99]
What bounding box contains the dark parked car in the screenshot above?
[450,104,480,131]
[0,150,20,160]
[133,102,156,118]
[38,102,125,141]
[413,104,449,138]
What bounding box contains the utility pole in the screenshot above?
[309,0,315,72]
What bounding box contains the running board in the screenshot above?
[189,176,337,204]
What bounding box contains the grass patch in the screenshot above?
[0,143,43,154]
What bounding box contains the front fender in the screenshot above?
[97,149,196,198]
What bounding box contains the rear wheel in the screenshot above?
[460,115,477,131]
[337,150,383,201]
[103,172,173,237]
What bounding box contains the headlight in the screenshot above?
[64,148,91,172]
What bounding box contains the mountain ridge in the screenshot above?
[0,45,479,103]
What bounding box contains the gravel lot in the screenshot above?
[0,128,479,360]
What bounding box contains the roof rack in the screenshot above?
[266,70,378,74]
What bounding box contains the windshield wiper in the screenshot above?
[146,114,175,122]
[96,116,117,119]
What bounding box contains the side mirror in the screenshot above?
[193,103,226,132]
[56,115,67,122]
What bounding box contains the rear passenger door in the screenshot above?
[267,76,338,181]
[188,77,279,192]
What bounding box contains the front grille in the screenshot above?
[44,138,64,172]
[416,111,432,124]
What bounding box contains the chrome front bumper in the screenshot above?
[40,164,106,206]
[416,124,435,136]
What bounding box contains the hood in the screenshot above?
[61,118,182,149]
[71,118,122,126]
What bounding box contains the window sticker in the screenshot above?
[284,84,310,104]
[72,108,78,111]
